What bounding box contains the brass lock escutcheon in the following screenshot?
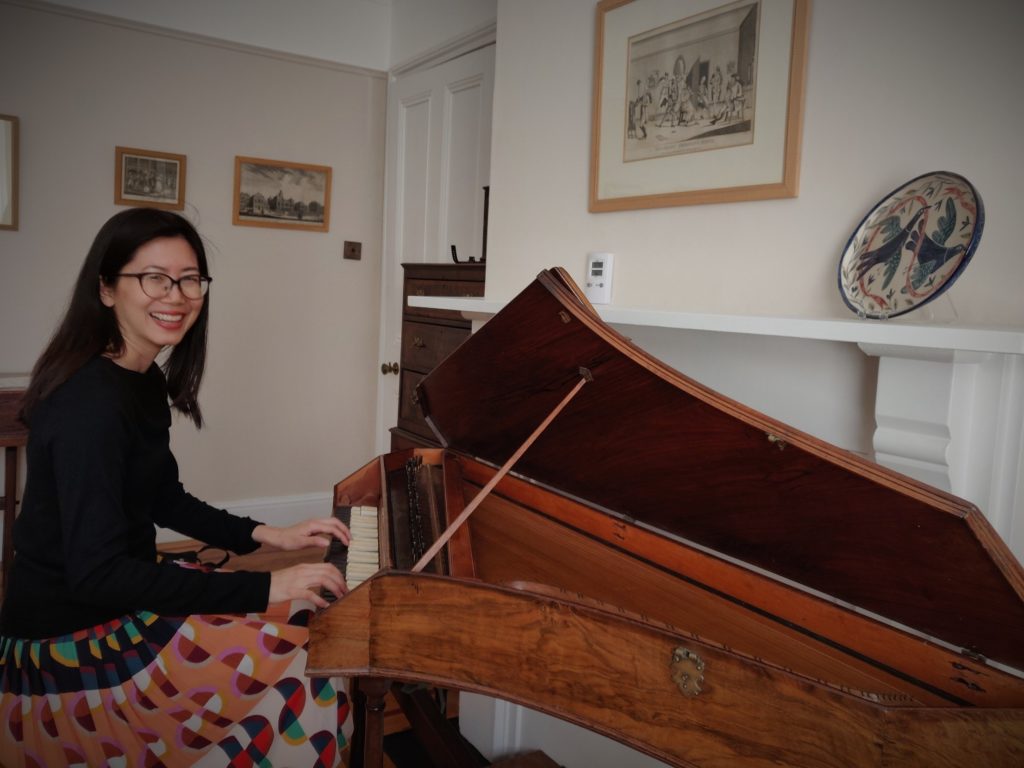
[670,646,705,698]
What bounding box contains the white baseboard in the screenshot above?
[155,492,334,543]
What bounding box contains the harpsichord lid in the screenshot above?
[416,268,1024,672]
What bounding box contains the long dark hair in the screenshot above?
[20,208,212,428]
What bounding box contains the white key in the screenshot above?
[344,506,379,588]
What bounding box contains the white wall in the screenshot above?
[473,0,1024,469]
[390,0,497,67]
[20,0,393,71]
[0,3,387,513]
[33,0,500,72]
[486,0,1024,325]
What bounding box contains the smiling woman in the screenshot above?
[0,208,355,767]
[99,235,208,372]
[19,207,215,427]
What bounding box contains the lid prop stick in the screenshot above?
[412,367,593,573]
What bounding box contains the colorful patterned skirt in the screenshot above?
[0,601,350,767]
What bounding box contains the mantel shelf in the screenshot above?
[407,296,1024,356]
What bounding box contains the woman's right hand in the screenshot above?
[268,562,347,609]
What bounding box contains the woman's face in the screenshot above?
[99,235,204,372]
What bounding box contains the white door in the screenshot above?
[375,45,495,453]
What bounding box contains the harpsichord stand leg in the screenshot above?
[392,684,488,768]
[350,676,390,768]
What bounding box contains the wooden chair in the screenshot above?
[0,390,28,592]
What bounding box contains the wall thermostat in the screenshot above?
[584,252,614,304]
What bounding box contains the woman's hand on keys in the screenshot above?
[269,562,348,608]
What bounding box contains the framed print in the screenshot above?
[0,115,18,230]
[115,146,186,210]
[589,0,810,211]
[232,156,332,232]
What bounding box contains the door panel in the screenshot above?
[398,95,432,265]
[444,74,490,264]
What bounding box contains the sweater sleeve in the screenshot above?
[151,462,263,556]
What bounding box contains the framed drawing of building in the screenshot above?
[233,156,332,232]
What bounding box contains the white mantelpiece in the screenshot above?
[409,295,1024,558]
[859,343,1024,556]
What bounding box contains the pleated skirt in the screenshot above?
[0,602,350,767]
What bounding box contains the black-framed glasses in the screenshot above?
[118,272,212,300]
[159,545,231,570]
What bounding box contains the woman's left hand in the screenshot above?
[252,518,351,552]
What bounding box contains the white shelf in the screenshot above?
[408,296,1024,356]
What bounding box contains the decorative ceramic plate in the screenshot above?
[838,171,984,319]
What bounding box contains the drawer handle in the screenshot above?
[381,362,400,375]
[413,336,426,348]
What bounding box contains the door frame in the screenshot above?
[375,27,496,454]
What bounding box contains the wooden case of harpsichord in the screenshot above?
[309,268,1024,767]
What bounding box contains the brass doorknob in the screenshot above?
[381,362,400,375]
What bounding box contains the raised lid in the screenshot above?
[416,269,1024,671]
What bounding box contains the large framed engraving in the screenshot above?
[589,0,810,211]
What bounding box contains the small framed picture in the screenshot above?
[1,114,19,230]
[232,156,332,232]
[115,146,187,210]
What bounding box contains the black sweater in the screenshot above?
[0,357,271,639]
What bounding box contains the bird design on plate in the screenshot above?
[838,172,983,319]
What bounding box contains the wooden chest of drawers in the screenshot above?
[391,262,485,449]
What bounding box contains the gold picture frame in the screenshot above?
[232,156,332,232]
[115,146,187,211]
[1,115,19,230]
[589,0,810,211]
